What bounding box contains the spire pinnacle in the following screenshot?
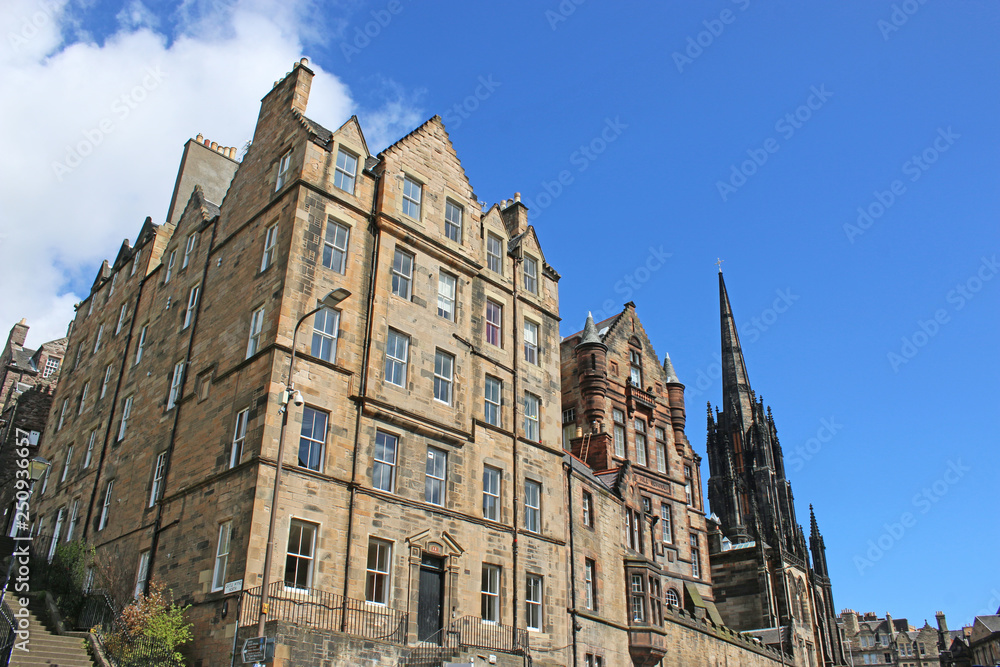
[719,271,754,428]
[576,312,603,347]
[663,353,680,383]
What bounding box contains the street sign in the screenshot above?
[241,637,274,664]
[224,579,243,594]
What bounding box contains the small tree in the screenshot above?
[108,581,192,666]
[47,541,95,624]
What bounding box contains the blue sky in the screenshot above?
[3,0,998,629]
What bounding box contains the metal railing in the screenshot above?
[0,601,15,667]
[239,582,408,644]
[401,616,529,666]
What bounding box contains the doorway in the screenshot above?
[417,554,445,643]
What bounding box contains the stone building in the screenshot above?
[838,610,946,667]
[705,270,845,667]
[969,614,1000,666]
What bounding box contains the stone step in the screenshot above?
[5,597,94,667]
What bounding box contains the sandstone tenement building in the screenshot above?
[27,59,843,666]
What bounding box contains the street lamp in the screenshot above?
[257,289,350,637]
[1,456,50,607]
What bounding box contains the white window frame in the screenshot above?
[131,250,140,277]
[634,418,647,467]
[523,392,540,442]
[372,430,398,492]
[66,499,80,541]
[433,350,454,405]
[100,364,113,399]
[182,233,197,269]
[115,303,127,334]
[391,248,414,299]
[402,176,422,219]
[630,573,645,622]
[444,199,462,242]
[297,406,327,472]
[118,395,133,441]
[93,324,103,354]
[524,480,541,534]
[437,271,456,321]
[684,465,693,505]
[261,223,278,271]
[486,234,503,274]
[523,320,539,365]
[483,466,501,521]
[109,273,117,297]
[183,284,199,329]
[98,480,114,530]
[584,559,596,610]
[334,148,358,194]
[323,219,350,273]
[526,574,542,631]
[691,534,701,579]
[655,428,668,473]
[384,330,409,387]
[425,447,446,506]
[134,550,151,599]
[582,491,593,527]
[284,520,317,590]
[629,349,642,387]
[275,149,292,191]
[167,361,184,409]
[78,382,89,414]
[212,521,232,592]
[481,564,500,623]
[57,399,68,431]
[665,588,680,607]
[365,538,392,604]
[134,325,147,365]
[42,357,60,378]
[523,256,538,294]
[613,409,626,458]
[149,451,167,507]
[485,300,502,347]
[661,504,673,543]
[247,307,265,358]
[230,409,249,469]
[60,446,73,482]
[310,308,340,363]
[83,430,97,469]
[484,375,502,427]
[165,250,176,284]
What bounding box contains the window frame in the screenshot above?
[230,408,249,469]
[613,409,626,458]
[424,447,447,506]
[117,395,133,441]
[275,149,292,192]
[523,256,538,294]
[333,147,358,194]
[115,303,127,335]
[182,233,197,269]
[134,325,147,365]
[584,559,596,610]
[322,219,350,274]
[523,392,540,442]
[42,357,60,378]
[402,176,422,219]
[101,364,113,399]
[660,504,673,543]
[582,491,593,528]
[525,574,542,631]
[486,234,503,274]
[483,466,501,521]
[167,361,184,409]
[485,299,502,347]
[481,564,501,623]
[437,271,456,321]
[284,519,317,591]
[260,223,278,271]
[310,308,340,363]
[247,307,265,358]
[134,550,151,599]
[484,375,502,427]
[98,480,114,530]
[183,285,199,329]
[297,406,328,472]
[78,382,89,414]
[365,538,392,605]
[149,451,167,507]
[211,522,232,592]
[390,248,414,300]
[629,349,642,387]
[524,480,541,534]
[690,533,701,579]
[165,250,176,284]
[523,320,539,365]
[384,329,409,387]
[634,418,647,467]
[444,199,463,242]
[433,349,454,405]
[60,445,73,482]
[83,430,97,469]
[93,324,103,354]
[372,430,398,493]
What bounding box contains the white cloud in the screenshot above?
[0,0,416,348]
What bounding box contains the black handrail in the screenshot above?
[401,615,529,666]
[0,600,15,667]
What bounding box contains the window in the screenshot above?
[384,330,409,387]
[298,407,327,471]
[402,176,422,219]
[690,534,701,579]
[666,588,680,607]
[66,499,80,541]
[684,465,693,505]
[134,325,147,365]
[182,233,197,269]
[230,409,248,469]
[613,409,626,458]
[311,309,339,362]
[391,248,414,299]
[483,466,501,521]
[584,559,596,610]
[42,357,60,378]
[425,447,446,506]
[134,550,150,598]
[98,480,114,530]
[631,573,645,622]
[365,538,392,604]
[284,520,316,590]
[167,361,184,409]
[93,324,104,353]
[60,446,73,482]
[183,285,199,329]
[484,376,502,427]
[485,300,502,346]
[100,364,113,399]
[334,148,357,193]
[57,399,68,430]
[523,320,539,364]
[78,382,90,414]
[74,342,84,370]
[131,250,140,276]
[165,250,176,283]
[322,220,350,273]
[444,200,462,242]
[109,273,117,297]
[372,431,398,492]
[83,430,97,469]
[481,564,500,623]
[260,223,278,271]
[211,521,232,592]
[655,428,667,474]
[433,350,454,404]
[523,256,538,294]
[437,272,456,320]
[634,419,647,467]
[486,234,503,274]
[524,480,541,533]
[115,304,127,334]
[275,149,292,191]
[629,349,642,387]
[660,504,673,543]
[525,574,542,631]
[523,393,540,441]
[582,491,593,528]
[148,452,167,507]
[117,395,133,441]
[246,307,265,358]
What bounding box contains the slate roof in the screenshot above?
[978,615,1000,633]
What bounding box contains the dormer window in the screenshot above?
[629,349,642,387]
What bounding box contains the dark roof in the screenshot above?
[9,347,36,372]
[297,112,333,146]
[978,615,1000,633]
[744,625,791,647]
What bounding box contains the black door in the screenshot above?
[417,554,445,643]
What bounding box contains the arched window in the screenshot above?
[665,588,680,607]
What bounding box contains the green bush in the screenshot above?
[106,581,192,666]
[48,541,95,625]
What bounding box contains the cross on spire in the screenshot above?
[715,257,725,273]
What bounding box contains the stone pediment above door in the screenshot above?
[405,530,466,560]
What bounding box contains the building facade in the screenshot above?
[838,610,947,667]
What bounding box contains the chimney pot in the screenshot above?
[196,133,204,143]
[211,141,218,150]
[514,192,521,202]
[300,57,309,66]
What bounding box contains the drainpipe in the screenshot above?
[510,249,522,651]
[565,461,579,667]
[342,165,383,621]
